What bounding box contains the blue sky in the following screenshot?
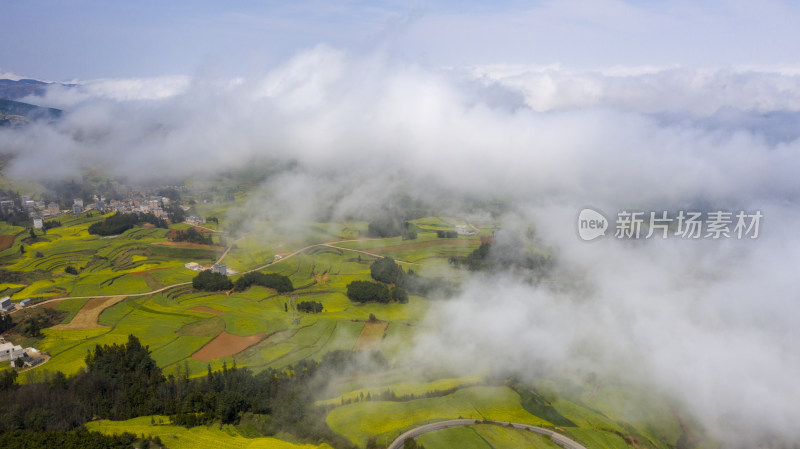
[2,0,800,80]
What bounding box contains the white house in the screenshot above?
[19,298,31,307]
[211,263,227,276]
[0,342,25,363]
[184,262,202,271]
[32,217,43,229]
[72,198,84,214]
[0,297,13,312]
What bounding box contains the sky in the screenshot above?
[2,2,800,447]
[3,0,800,80]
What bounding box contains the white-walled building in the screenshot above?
[0,342,25,363]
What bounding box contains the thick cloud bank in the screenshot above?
[2,47,800,446]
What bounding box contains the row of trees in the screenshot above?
[233,272,294,293]
[0,429,162,449]
[43,220,61,231]
[193,270,295,294]
[170,227,212,245]
[191,270,233,291]
[346,280,407,304]
[87,212,167,236]
[297,300,323,314]
[436,230,458,238]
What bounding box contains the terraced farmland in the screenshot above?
[326,386,551,447]
[0,211,690,449]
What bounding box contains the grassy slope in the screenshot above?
[417,424,563,449]
[326,386,551,447]
[87,416,333,449]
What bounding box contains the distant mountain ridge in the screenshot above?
[0,78,51,100]
[0,98,62,126]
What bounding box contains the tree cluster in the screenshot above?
[403,438,426,449]
[297,301,323,314]
[0,336,362,449]
[88,213,138,235]
[0,209,30,227]
[368,257,455,299]
[449,242,552,275]
[0,313,12,333]
[436,230,458,238]
[164,205,185,223]
[233,272,293,293]
[0,270,25,284]
[370,257,405,285]
[405,270,457,298]
[157,187,181,201]
[0,429,160,449]
[346,281,407,304]
[346,281,389,303]
[43,220,61,231]
[87,212,166,236]
[366,217,407,238]
[13,309,64,338]
[191,270,233,291]
[449,242,491,270]
[138,213,168,228]
[0,335,161,433]
[170,228,212,245]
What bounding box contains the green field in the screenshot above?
[326,386,551,447]
[87,416,334,449]
[416,424,563,449]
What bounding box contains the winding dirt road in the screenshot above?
[14,237,412,313]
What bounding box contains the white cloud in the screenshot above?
[1,47,799,446]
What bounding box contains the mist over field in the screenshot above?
[2,45,800,447]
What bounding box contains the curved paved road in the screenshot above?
[387,419,588,449]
